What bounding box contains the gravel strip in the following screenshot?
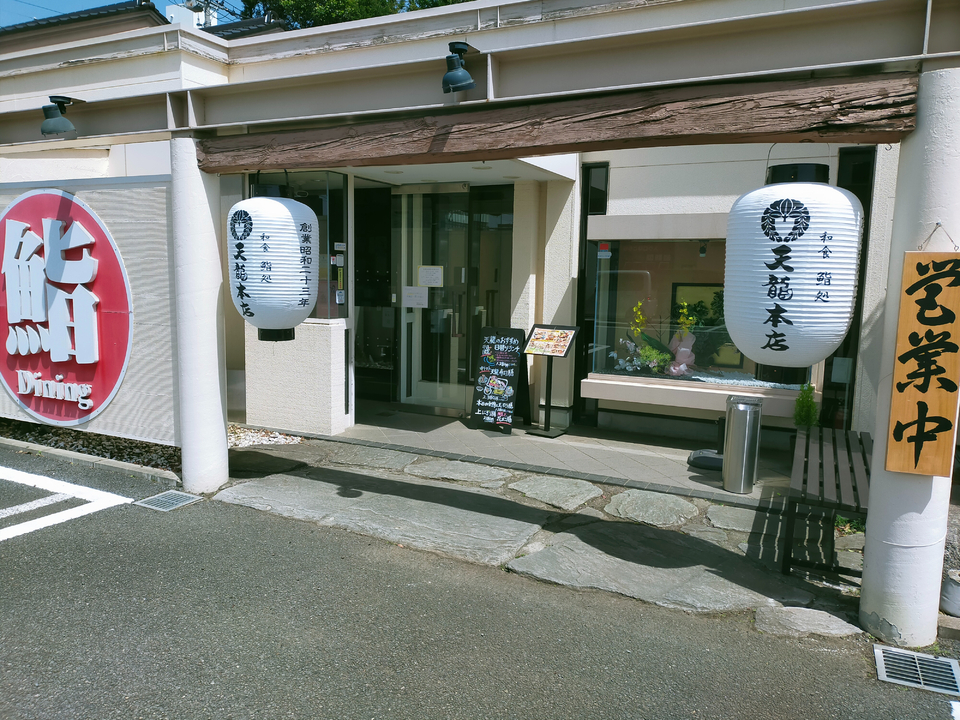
[0,419,301,476]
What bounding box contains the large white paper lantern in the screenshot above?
[724,182,863,367]
[227,197,318,341]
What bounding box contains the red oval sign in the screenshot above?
[0,190,133,426]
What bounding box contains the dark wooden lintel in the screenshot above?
[197,73,918,173]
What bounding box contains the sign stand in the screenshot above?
[522,324,579,439]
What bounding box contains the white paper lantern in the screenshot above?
[724,183,863,368]
[227,197,319,339]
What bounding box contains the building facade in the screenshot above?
[2,0,959,645]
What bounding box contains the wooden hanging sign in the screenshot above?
[886,252,960,476]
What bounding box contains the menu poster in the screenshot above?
[523,325,579,358]
[472,328,527,431]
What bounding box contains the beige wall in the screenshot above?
[244,319,350,436]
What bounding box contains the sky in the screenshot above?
[0,1,241,28]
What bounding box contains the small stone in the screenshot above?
[835,551,863,572]
[682,527,729,545]
[508,476,602,511]
[707,505,781,536]
[605,489,698,528]
[754,607,863,638]
[835,533,865,551]
[521,541,547,555]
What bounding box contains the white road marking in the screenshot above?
[951,700,960,719]
[0,465,131,542]
[0,493,72,519]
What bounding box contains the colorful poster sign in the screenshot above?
[523,325,579,358]
[886,252,960,476]
[0,189,133,426]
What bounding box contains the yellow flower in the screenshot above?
[630,300,646,334]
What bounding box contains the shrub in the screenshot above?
[794,383,819,428]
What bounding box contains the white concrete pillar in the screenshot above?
[539,179,579,423]
[511,181,541,332]
[860,64,960,646]
[169,135,229,493]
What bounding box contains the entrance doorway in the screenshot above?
[354,184,513,416]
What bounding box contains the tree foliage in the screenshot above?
[241,0,467,28]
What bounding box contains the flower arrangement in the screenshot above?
[608,291,737,377]
[609,299,684,375]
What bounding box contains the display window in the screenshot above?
[589,239,808,388]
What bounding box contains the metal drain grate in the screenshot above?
[874,644,960,696]
[134,490,202,512]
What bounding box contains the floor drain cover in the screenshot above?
[874,644,960,695]
[134,490,202,512]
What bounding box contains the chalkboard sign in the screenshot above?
[471,327,527,431]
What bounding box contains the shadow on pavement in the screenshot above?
[228,449,308,478]
[278,461,849,608]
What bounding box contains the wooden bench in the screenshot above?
[781,427,872,577]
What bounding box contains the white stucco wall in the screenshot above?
[244,319,350,436]
[511,180,540,333]
[538,178,579,418]
[583,144,845,218]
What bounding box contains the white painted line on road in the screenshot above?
[0,493,72,519]
[0,466,131,542]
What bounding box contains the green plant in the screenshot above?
[637,345,673,372]
[793,383,819,428]
[835,515,866,535]
[610,339,672,373]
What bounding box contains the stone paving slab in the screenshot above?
[605,489,699,528]
[216,467,549,566]
[406,459,512,483]
[508,476,602,510]
[507,521,814,613]
[754,607,863,638]
[326,444,419,470]
[215,440,844,619]
[707,505,782,536]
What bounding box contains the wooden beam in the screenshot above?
[197,73,917,173]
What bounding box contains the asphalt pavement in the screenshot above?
[0,446,955,719]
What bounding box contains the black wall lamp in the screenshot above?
[40,96,78,137]
[442,41,476,93]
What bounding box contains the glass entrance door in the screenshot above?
[393,186,513,415]
[398,190,471,411]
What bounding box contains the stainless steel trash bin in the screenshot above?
[721,395,763,494]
